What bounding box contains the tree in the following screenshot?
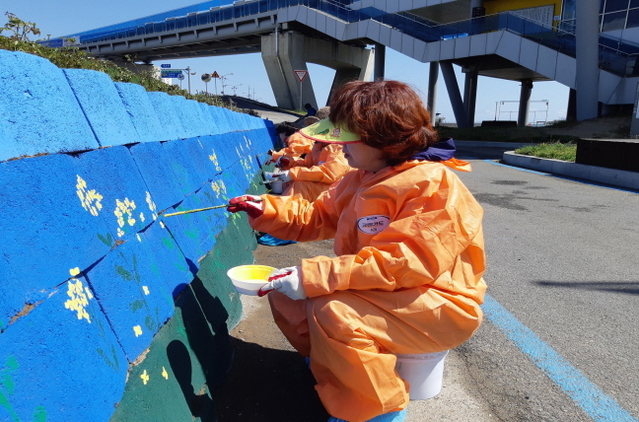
[0,12,41,41]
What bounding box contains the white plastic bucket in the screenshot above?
[269,179,283,194]
[395,350,449,400]
[226,265,275,296]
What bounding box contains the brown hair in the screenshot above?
[303,116,320,126]
[275,122,298,137]
[329,80,438,165]
[315,106,331,120]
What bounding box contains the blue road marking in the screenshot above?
[482,294,638,422]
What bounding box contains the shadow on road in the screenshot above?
[213,337,329,421]
[535,280,639,295]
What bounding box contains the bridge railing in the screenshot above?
[45,0,639,77]
[370,10,639,77]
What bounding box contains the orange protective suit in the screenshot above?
[281,142,351,201]
[249,159,486,421]
[270,131,314,162]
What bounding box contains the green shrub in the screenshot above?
[514,142,577,162]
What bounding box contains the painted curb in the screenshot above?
[502,151,639,191]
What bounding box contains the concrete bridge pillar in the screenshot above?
[261,30,373,110]
[470,0,485,17]
[463,65,479,126]
[440,61,469,128]
[518,79,533,127]
[374,44,386,81]
[576,0,599,121]
[427,62,439,119]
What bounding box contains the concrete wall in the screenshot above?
[0,50,275,422]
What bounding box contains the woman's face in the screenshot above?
[342,142,387,172]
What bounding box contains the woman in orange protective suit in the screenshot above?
[277,139,351,201]
[269,120,315,164]
[227,80,486,422]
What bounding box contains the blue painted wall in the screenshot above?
[0,50,274,421]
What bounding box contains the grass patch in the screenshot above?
[514,142,577,162]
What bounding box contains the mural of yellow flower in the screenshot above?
[162,367,169,380]
[64,278,93,323]
[208,151,222,172]
[240,157,252,173]
[145,191,158,220]
[211,180,227,197]
[76,175,104,216]
[141,370,150,385]
[243,135,253,149]
[114,198,137,237]
[133,325,143,337]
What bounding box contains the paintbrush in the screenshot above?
[161,197,263,217]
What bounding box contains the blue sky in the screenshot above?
[4,0,570,124]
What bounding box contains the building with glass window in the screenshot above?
[562,0,639,34]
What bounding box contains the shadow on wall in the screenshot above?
[167,340,217,420]
[169,276,233,421]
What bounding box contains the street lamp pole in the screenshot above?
[186,66,191,95]
[221,73,233,95]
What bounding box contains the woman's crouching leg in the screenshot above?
[306,292,409,422]
[268,291,311,357]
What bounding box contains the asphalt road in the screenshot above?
[218,110,639,421]
[454,156,639,422]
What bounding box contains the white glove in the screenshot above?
[258,266,307,300]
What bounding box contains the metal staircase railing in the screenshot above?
[42,0,639,78]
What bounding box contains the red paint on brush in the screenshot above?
[257,270,292,297]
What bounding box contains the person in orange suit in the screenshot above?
[269,119,316,164]
[276,138,351,201]
[227,80,486,422]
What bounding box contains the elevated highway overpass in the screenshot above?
[45,0,639,127]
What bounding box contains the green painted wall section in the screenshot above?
[110,179,263,421]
